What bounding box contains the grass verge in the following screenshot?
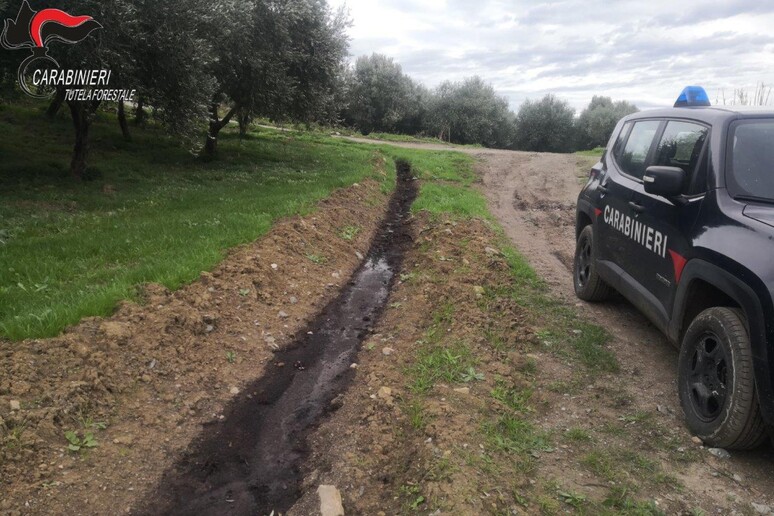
[576,147,605,157]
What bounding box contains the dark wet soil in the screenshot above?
[136,162,417,516]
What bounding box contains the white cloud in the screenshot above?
[328,0,774,111]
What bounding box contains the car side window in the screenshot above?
[617,120,661,179]
[612,122,632,159]
[653,121,709,195]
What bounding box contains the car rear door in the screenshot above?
[627,119,709,320]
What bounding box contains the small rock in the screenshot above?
[377,386,395,405]
[289,296,298,305]
[332,272,341,279]
[708,448,731,459]
[278,311,289,319]
[140,374,152,383]
[271,263,278,270]
[265,336,279,351]
[691,436,703,445]
[733,473,743,483]
[317,485,344,516]
[205,324,215,333]
[484,246,500,256]
[9,400,20,411]
[113,435,135,446]
[473,286,485,297]
[229,387,240,395]
[350,363,359,369]
[382,347,395,356]
[752,502,772,515]
[453,387,470,395]
[356,252,364,260]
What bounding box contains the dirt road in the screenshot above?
[340,136,774,511]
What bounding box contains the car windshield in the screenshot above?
[729,120,774,202]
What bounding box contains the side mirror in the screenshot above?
[643,166,685,198]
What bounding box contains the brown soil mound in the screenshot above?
[287,209,772,515]
[0,178,389,515]
[288,212,540,515]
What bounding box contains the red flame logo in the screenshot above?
[30,9,97,48]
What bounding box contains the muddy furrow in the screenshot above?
[136,162,417,516]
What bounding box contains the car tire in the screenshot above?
[573,225,611,302]
[678,307,767,450]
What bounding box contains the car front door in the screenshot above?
[597,119,663,283]
[627,119,709,321]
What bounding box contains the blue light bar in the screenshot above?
[675,86,711,108]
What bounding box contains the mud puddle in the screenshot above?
[136,162,416,516]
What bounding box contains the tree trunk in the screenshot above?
[134,97,146,125]
[203,102,237,156]
[68,101,91,180]
[238,110,250,138]
[118,101,131,141]
[46,88,66,119]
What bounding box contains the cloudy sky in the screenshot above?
[326,0,774,112]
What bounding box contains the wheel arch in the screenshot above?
[575,200,595,239]
[670,259,774,425]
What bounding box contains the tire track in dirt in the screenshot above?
[477,149,774,507]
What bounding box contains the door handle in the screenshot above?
[629,201,646,213]
[598,184,609,194]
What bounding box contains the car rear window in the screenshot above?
[729,120,774,202]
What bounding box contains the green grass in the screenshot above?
[564,427,593,443]
[409,340,475,394]
[491,377,533,413]
[0,103,392,340]
[576,147,606,157]
[338,225,361,241]
[483,414,551,455]
[380,148,489,219]
[365,132,449,145]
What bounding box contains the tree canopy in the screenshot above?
[576,95,639,150]
[514,94,576,153]
[0,0,641,177]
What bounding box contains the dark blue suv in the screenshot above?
[575,87,774,450]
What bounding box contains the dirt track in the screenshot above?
[341,136,774,510]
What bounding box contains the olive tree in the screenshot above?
[427,76,516,148]
[576,96,638,150]
[26,0,139,179]
[343,53,421,135]
[203,0,349,155]
[125,0,216,142]
[514,94,576,153]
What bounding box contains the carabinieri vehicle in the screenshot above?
[574,86,774,450]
